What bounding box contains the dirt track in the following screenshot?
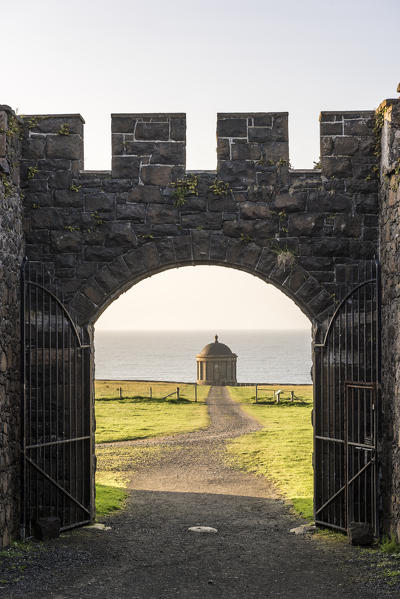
[2,386,400,598]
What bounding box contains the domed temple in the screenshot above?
[196,335,237,386]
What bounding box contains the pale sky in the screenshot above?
[96,266,310,330]
[2,0,398,330]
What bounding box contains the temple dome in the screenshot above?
[197,335,236,358]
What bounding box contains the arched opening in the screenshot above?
[93,264,314,521]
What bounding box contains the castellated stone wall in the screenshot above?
[0,101,390,547]
[20,110,379,328]
[0,106,24,548]
[378,98,400,538]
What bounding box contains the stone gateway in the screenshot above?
[196,335,237,386]
[1,91,400,547]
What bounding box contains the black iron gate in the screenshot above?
[21,260,93,538]
[313,261,380,535]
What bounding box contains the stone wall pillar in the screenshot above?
[111,113,186,184]
[217,112,289,189]
[0,106,24,548]
[378,98,400,537]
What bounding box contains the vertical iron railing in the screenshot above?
[21,260,93,538]
[313,260,380,535]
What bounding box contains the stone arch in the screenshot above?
[68,235,334,327]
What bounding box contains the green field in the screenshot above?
[226,385,314,520]
[95,380,210,516]
[95,380,210,443]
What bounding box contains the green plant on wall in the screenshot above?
[208,179,230,196]
[58,123,71,136]
[239,233,253,244]
[270,242,296,271]
[170,174,198,207]
[0,174,14,199]
[27,166,39,179]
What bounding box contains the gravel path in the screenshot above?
[2,386,400,598]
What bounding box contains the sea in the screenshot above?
[94,329,312,384]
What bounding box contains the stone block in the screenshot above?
[334,136,359,156]
[333,214,362,237]
[321,156,353,179]
[255,248,277,277]
[218,160,256,188]
[192,230,210,260]
[209,235,228,261]
[116,203,146,221]
[321,136,333,156]
[272,192,306,213]
[320,122,343,136]
[112,156,140,179]
[33,517,61,541]
[54,190,82,207]
[157,239,175,264]
[170,117,186,141]
[26,115,84,135]
[106,222,137,245]
[150,143,185,165]
[112,134,125,155]
[343,118,374,137]
[128,186,162,203]
[173,235,192,262]
[111,115,137,134]
[231,142,261,161]
[85,194,115,212]
[22,137,46,159]
[140,165,174,186]
[50,231,82,252]
[84,246,122,261]
[248,127,273,143]
[348,522,373,546]
[217,118,247,138]
[123,249,146,275]
[289,214,323,236]
[240,202,273,220]
[49,171,72,190]
[147,203,178,224]
[217,138,230,160]
[30,208,63,229]
[46,135,82,160]
[141,243,160,270]
[253,115,273,126]
[181,213,222,230]
[135,122,169,141]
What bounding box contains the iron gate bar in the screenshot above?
[313,260,381,535]
[25,436,91,450]
[21,260,93,539]
[24,456,91,515]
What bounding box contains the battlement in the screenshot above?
[18,109,377,187]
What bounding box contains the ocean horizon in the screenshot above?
[94,329,313,384]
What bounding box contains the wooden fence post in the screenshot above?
[119,387,122,399]
[177,387,180,400]
[255,384,258,403]
[195,383,197,403]
[150,387,152,399]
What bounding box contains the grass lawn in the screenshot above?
[96,444,166,517]
[226,385,314,520]
[95,380,210,515]
[95,380,210,443]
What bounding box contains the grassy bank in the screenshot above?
[95,380,210,443]
[226,385,314,519]
[95,380,210,515]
